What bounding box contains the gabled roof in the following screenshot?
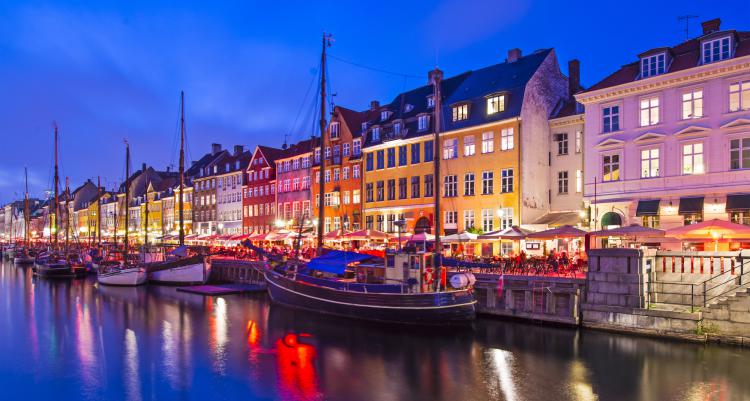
[186,149,226,178]
[584,28,750,93]
[256,145,285,164]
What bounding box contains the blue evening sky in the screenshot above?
[0,0,748,202]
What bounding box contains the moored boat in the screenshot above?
[147,254,211,285]
[98,266,147,286]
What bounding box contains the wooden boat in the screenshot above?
[147,254,211,285]
[14,169,34,266]
[13,248,35,265]
[36,256,74,278]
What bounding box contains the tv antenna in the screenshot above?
[678,15,699,40]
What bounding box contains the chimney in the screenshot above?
[568,59,580,98]
[142,163,147,172]
[166,166,171,172]
[507,48,522,63]
[701,18,721,35]
[370,100,380,110]
[427,68,443,85]
[234,145,244,155]
[211,143,222,155]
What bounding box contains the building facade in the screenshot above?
[243,145,283,234]
[275,139,316,230]
[215,146,251,235]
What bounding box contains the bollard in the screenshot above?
[691,256,695,273]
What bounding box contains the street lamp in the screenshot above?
[394,218,407,251]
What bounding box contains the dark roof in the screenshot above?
[584,29,750,93]
[280,137,320,159]
[186,149,226,178]
[550,98,584,119]
[256,145,285,164]
[214,149,251,175]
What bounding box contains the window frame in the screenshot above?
[639,96,660,127]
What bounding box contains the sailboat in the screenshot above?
[13,168,35,265]
[263,34,476,325]
[146,92,211,285]
[37,124,75,278]
[97,140,147,286]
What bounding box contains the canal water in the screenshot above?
[1,261,749,401]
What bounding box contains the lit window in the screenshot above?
[330,122,340,139]
[501,128,514,151]
[640,97,660,126]
[482,132,494,153]
[682,90,703,119]
[641,53,665,78]
[575,170,582,193]
[463,210,475,230]
[640,148,660,178]
[729,81,750,112]
[702,37,731,64]
[427,96,435,108]
[418,115,430,131]
[602,154,620,182]
[575,130,582,153]
[443,139,458,160]
[682,143,704,175]
[602,106,620,133]
[464,136,475,156]
[486,94,505,114]
[452,104,468,121]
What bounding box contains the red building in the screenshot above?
[243,145,284,234]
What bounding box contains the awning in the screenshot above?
[726,194,750,211]
[478,226,532,240]
[601,212,622,227]
[307,250,375,274]
[531,211,582,226]
[526,225,587,239]
[635,200,660,216]
[678,197,704,214]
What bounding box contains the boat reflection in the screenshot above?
[275,333,320,401]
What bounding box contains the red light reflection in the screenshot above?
[275,333,319,400]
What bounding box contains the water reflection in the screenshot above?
[1,260,749,400]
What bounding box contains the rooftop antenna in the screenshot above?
[678,15,699,40]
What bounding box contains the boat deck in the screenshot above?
[176,283,266,296]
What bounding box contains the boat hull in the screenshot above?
[97,267,147,286]
[36,263,74,279]
[265,270,476,325]
[13,256,35,265]
[147,256,211,285]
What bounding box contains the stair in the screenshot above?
[702,288,750,336]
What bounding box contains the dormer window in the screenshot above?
[641,53,665,78]
[380,110,390,121]
[452,104,469,121]
[361,122,368,132]
[371,127,381,141]
[702,37,731,64]
[418,115,430,131]
[486,94,505,115]
[394,122,402,136]
[330,122,340,139]
[427,96,435,108]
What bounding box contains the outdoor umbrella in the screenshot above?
[526,225,587,239]
[324,229,349,241]
[478,226,532,240]
[441,231,479,242]
[344,229,391,241]
[589,224,665,238]
[665,219,750,240]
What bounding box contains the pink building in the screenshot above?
[576,19,750,240]
[274,138,317,229]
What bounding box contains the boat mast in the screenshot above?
[24,167,29,254]
[124,141,130,261]
[144,165,149,247]
[432,68,443,292]
[97,176,102,246]
[65,177,70,254]
[53,124,59,252]
[179,91,186,246]
[316,32,331,255]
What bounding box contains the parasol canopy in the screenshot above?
[589,224,665,238]
[665,219,750,240]
[478,226,532,240]
[441,231,479,242]
[324,229,349,241]
[344,229,391,241]
[526,225,587,239]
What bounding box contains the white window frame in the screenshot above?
[463,210,475,230]
[482,132,494,153]
[602,153,621,182]
[418,115,429,131]
[702,37,732,64]
[639,96,660,127]
[443,138,458,160]
[452,104,468,121]
[330,122,340,139]
[729,81,750,112]
[486,94,505,115]
[682,89,704,119]
[501,128,514,151]
[602,104,620,133]
[682,142,705,175]
[640,147,660,178]
[464,135,476,156]
[641,53,666,78]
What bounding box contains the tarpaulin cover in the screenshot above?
[306,250,373,274]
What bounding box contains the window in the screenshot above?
[398,178,407,199]
[387,148,396,168]
[730,138,750,170]
[730,211,750,226]
[292,158,300,170]
[365,183,374,203]
[343,143,350,156]
[342,167,349,180]
[293,177,300,190]
[324,170,331,183]
[464,136,475,156]
[334,216,341,231]
[324,218,331,233]
[325,147,331,159]
[394,122,401,136]
[702,37,731,64]
[353,165,360,179]
[501,169,514,193]
[487,94,505,114]
[314,148,321,163]
[324,193,331,207]
[411,143,421,164]
[424,174,434,197]
[603,154,620,181]
[427,96,435,108]
[443,138,458,159]
[418,115,430,131]
[641,53,665,78]
[376,150,384,169]
[330,122,340,139]
[366,215,373,230]
[557,171,569,194]
[452,104,468,121]
[684,212,703,226]
[463,210,475,230]
[502,128,515,151]
[353,139,362,156]
[376,181,384,201]
[576,170,583,193]
[682,143,704,175]
[372,127,381,142]
[353,190,360,204]
[499,207,513,229]
[424,140,434,162]
[602,106,620,133]
[642,215,660,228]
[411,176,420,198]
[640,148,660,178]
[302,156,310,168]
[682,90,703,119]
[381,110,389,121]
[376,215,384,231]
[398,145,407,166]
[387,179,395,200]
[464,173,475,196]
[557,133,568,155]
[481,209,494,232]
[445,211,457,225]
[444,175,458,197]
[640,97,660,126]
[729,81,750,112]
[333,168,340,182]
[481,171,493,195]
[482,132,494,153]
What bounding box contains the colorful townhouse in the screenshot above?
[160,183,194,237]
[362,48,572,239]
[576,19,750,241]
[275,139,317,229]
[243,145,284,234]
[191,144,231,235]
[312,106,371,233]
[215,145,251,235]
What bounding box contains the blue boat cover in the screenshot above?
[306,250,373,274]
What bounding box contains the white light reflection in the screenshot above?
[487,348,517,401]
[124,329,142,401]
[161,320,179,389]
[210,297,229,374]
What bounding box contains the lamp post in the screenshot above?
[394,218,407,251]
